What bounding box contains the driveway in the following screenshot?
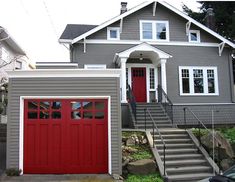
[0,174,117,182]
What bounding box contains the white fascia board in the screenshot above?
[81,39,220,47]
[71,1,154,44]
[36,63,78,67]
[7,69,121,78]
[159,1,235,48]
[58,39,72,44]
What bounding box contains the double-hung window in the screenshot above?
[179,66,218,95]
[140,20,169,41]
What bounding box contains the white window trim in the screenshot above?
[126,63,158,102]
[179,66,219,96]
[19,96,112,175]
[139,20,169,42]
[84,64,107,69]
[107,27,120,40]
[188,30,201,43]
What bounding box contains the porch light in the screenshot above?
[231,53,235,59]
[139,53,143,61]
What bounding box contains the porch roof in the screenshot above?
[113,42,172,65]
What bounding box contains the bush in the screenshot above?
[218,128,235,144]
[6,168,22,176]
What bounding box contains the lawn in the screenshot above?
[125,174,163,182]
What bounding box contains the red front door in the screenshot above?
[131,68,147,102]
[24,99,108,174]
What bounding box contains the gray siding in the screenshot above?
[73,43,232,103]
[87,3,219,43]
[173,104,235,126]
[7,77,121,174]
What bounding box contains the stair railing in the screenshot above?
[145,108,166,177]
[183,107,222,173]
[157,85,173,125]
[127,85,137,120]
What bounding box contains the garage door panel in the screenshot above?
[25,124,37,166]
[39,124,49,166]
[24,98,108,174]
[69,124,81,166]
[51,124,62,166]
[83,124,93,166]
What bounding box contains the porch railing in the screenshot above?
[144,108,167,177]
[157,85,173,124]
[127,85,137,120]
[183,107,221,174]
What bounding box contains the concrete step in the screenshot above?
[158,148,198,155]
[166,166,212,175]
[155,138,192,144]
[156,143,195,149]
[152,129,187,135]
[136,110,166,114]
[136,120,171,125]
[136,123,173,129]
[137,116,169,120]
[167,172,213,182]
[165,159,208,167]
[153,134,189,139]
[162,153,204,161]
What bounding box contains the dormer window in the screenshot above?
[140,20,169,41]
[107,27,120,40]
[188,30,200,43]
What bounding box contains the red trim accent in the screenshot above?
[131,68,147,102]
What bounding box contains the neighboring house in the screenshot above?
[58,1,235,126]
[0,26,34,123]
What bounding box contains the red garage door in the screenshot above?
[24,98,108,174]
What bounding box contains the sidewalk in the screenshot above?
[0,174,116,182]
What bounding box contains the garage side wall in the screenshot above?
[7,77,121,174]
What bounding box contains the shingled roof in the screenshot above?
[59,24,97,40]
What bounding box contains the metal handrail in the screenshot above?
[183,107,222,172]
[127,85,136,120]
[157,85,173,124]
[145,108,166,177]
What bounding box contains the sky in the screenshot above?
[0,0,201,63]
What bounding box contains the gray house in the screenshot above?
[5,0,235,179]
[59,1,235,126]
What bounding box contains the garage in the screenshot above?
[6,69,121,175]
[24,98,108,174]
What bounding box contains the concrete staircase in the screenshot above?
[134,103,172,129]
[148,128,215,182]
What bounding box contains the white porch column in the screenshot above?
[160,59,167,94]
[121,57,127,103]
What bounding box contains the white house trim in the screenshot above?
[139,20,170,42]
[153,1,157,16]
[178,66,219,96]
[126,63,158,102]
[35,63,78,67]
[107,27,120,40]
[188,30,201,43]
[186,21,191,35]
[219,42,225,56]
[19,95,112,174]
[7,69,121,78]
[79,39,220,47]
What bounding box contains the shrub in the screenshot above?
[6,168,22,176]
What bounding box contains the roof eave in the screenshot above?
[71,1,154,44]
[58,39,72,44]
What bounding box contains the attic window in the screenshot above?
[107,27,120,40]
[188,30,200,43]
